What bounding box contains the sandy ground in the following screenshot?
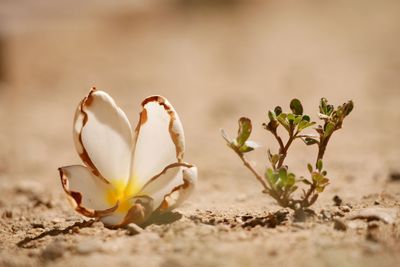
[0,1,400,266]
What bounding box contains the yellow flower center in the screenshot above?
[106,179,140,213]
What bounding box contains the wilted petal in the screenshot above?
[139,163,197,212]
[159,165,197,212]
[74,89,133,186]
[100,196,153,227]
[130,96,185,189]
[59,165,118,217]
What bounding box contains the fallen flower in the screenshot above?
[59,88,197,227]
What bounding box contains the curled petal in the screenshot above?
[100,196,153,227]
[130,96,185,189]
[139,163,197,212]
[74,88,133,186]
[59,165,118,217]
[159,165,197,212]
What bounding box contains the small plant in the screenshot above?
[222,98,353,211]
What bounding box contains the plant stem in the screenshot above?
[316,135,331,164]
[233,149,270,192]
[272,131,285,154]
[301,183,316,207]
[276,133,296,168]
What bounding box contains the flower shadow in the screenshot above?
[142,211,183,227]
[17,219,96,248]
[17,212,182,248]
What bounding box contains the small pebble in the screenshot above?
[339,205,351,213]
[125,223,143,235]
[333,218,347,231]
[2,210,12,219]
[31,222,45,229]
[389,171,400,182]
[332,195,343,206]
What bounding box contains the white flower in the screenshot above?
[58,89,197,227]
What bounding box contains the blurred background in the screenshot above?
[1,1,400,266]
[0,0,400,205]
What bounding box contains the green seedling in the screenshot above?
[222,98,353,211]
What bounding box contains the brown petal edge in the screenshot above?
[134,95,185,162]
[73,87,110,184]
[140,162,194,189]
[58,166,118,218]
[158,166,196,213]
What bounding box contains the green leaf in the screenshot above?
[268,110,276,121]
[324,122,335,137]
[319,98,328,114]
[277,167,296,188]
[312,172,323,183]
[302,137,319,146]
[300,178,312,185]
[238,144,254,153]
[236,117,252,146]
[274,106,282,116]
[279,167,288,182]
[316,159,323,172]
[326,105,334,115]
[307,163,313,173]
[287,173,296,187]
[267,149,273,162]
[302,115,311,122]
[277,113,290,132]
[266,168,279,185]
[298,121,316,131]
[290,99,303,115]
[344,100,354,116]
[266,168,274,179]
[265,121,279,132]
[287,113,296,123]
[271,154,280,166]
[293,115,302,125]
[319,177,329,185]
[316,186,325,193]
[238,140,260,153]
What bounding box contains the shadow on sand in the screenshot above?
[17,212,182,248]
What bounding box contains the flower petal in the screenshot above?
[100,196,153,227]
[159,165,197,212]
[138,163,197,212]
[131,96,185,188]
[59,165,118,217]
[74,88,133,185]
